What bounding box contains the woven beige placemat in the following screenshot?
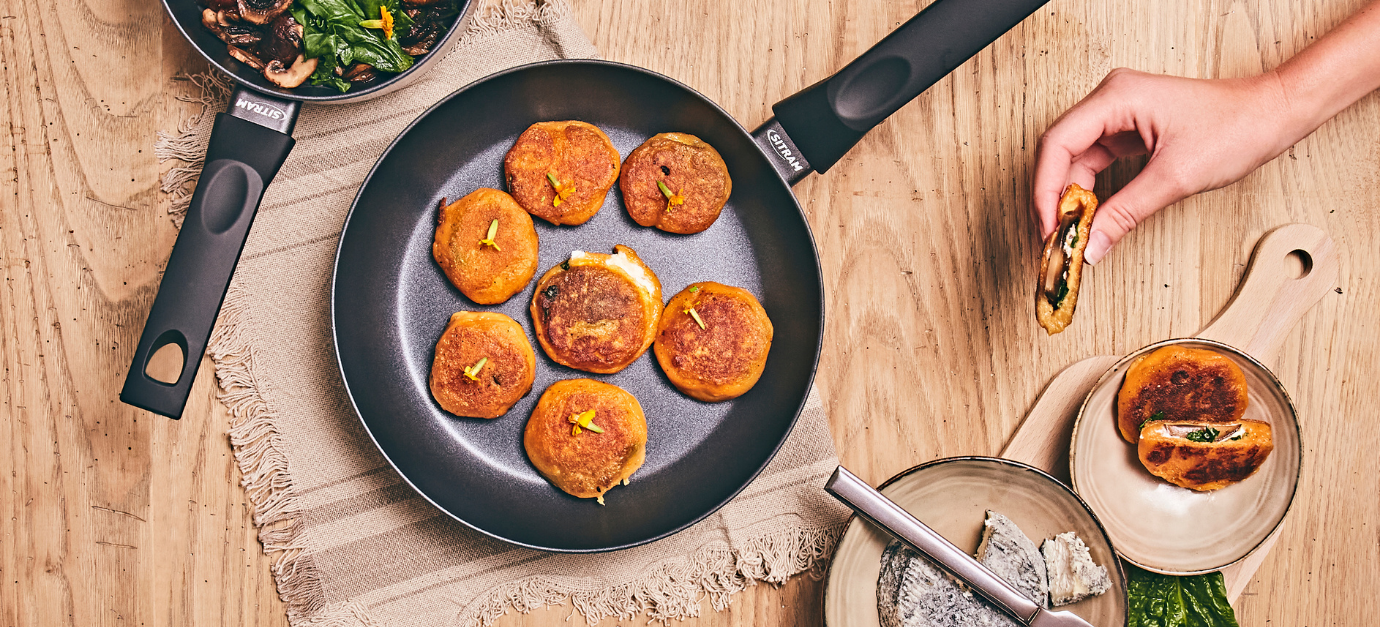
[155,2,849,626]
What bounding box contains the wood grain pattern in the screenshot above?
[2,1,1376,627]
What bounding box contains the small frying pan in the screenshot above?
[120,0,479,418]
[334,0,1051,552]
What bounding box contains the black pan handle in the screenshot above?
[121,87,299,418]
[761,0,1051,180]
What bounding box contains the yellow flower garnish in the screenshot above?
[657,180,685,212]
[478,219,501,251]
[462,357,487,381]
[547,172,575,207]
[568,409,603,436]
[359,5,394,39]
[684,306,706,329]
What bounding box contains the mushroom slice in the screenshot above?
[263,54,319,89]
[226,44,266,71]
[259,13,304,65]
[342,63,377,82]
[237,0,293,25]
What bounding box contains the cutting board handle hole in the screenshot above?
[1284,249,1313,279]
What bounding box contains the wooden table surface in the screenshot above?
[4,0,1377,625]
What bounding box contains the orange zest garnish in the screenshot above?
[657,180,685,212]
[684,306,706,329]
[547,172,575,208]
[478,219,501,250]
[568,409,603,436]
[462,357,488,381]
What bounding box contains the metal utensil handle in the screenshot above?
[120,88,298,418]
[825,466,1041,624]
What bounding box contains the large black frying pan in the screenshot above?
[333,0,1051,552]
[120,0,478,418]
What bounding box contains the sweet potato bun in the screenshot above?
[653,282,773,402]
[524,379,648,503]
[1138,419,1274,491]
[504,121,621,225]
[428,311,536,419]
[619,132,732,234]
[1036,183,1098,334]
[530,245,662,374]
[432,189,539,305]
[1117,345,1249,443]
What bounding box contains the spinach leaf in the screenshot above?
[1127,565,1239,627]
[294,0,419,92]
[1185,427,1220,443]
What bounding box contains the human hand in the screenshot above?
[1032,68,1302,264]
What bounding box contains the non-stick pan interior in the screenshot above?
[333,61,823,551]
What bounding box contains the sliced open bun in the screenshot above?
[1036,184,1099,334]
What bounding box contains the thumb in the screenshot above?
[1083,160,1192,265]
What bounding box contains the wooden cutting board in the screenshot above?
[1000,223,1339,601]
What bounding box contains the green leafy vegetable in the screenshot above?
[1127,565,1239,627]
[292,0,418,93]
[1185,427,1220,443]
[1051,280,1070,308]
[1140,411,1166,431]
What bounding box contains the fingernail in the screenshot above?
[1084,231,1112,265]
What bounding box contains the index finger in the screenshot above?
[1032,94,1134,237]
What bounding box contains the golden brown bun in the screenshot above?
[654,282,773,402]
[1036,183,1098,334]
[530,245,663,374]
[1138,419,1274,491]
[524,379,648,502]
[428,311,536,419]
[432,189,539,305]
[503,121,620,225]
[1117,345,1249,443]
[618,133,732,234]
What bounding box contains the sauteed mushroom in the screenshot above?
[264,54,318,88]
[259,13,304,65]
[236,0,292,25]
[342,63,378,83]
[226,44,266,71]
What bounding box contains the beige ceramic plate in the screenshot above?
[1069,338,1301,575]
[823,457,1126,627]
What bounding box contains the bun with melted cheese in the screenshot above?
[530,245,663,374]
[1036,184,1098,335]
[1138,419,1274,491]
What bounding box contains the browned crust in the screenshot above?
[503,121,621,226]
[432,189,540,305]
[1116,345,1249,443]
[618,132,732,234]
[523,378,648,500]
[653,282,773,402]
[1138,419,1274,491]
[428,311,537,419]
[1036,183,1099,334]
[529,245,663,374]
